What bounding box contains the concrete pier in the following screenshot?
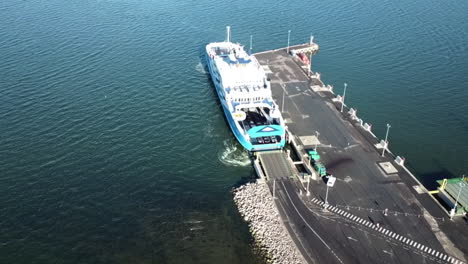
[236,44,468,264]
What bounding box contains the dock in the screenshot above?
[249,44,468,264]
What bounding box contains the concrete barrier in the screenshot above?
[348,108,357,119]
[395,156,405,166]
[363,122,372,132]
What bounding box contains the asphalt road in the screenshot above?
[254,48,468,263]
[271,178,446,264]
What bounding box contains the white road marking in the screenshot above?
[281,181,344,264]
[382,250,393,256]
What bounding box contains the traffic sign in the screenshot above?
[327,176,336,187]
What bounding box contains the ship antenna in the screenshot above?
[226,26,231,43]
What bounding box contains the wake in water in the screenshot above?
[218,139,251,167]
[195,62,207,75]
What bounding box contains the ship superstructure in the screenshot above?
[206,26,286,151]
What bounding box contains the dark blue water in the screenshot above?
[0,0,466,263]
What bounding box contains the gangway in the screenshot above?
[256,151,295,180]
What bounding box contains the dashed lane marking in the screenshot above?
[306,200,464,264]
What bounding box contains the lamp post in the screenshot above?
[281,85,286,113]
[287,30,291,54]
[309,34,314,75]
[249,35,253,54]
[324,175,336,209]
[315,131,320,150]
[382,123,391,157]
[309,52,313,75]
[340,83,347,113]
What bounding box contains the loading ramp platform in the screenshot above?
[257,151,295,180]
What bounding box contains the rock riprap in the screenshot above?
[233,181,305,264]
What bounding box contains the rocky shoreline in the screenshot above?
[233,181,306,264]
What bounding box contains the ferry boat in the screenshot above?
[205,26,286,151]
